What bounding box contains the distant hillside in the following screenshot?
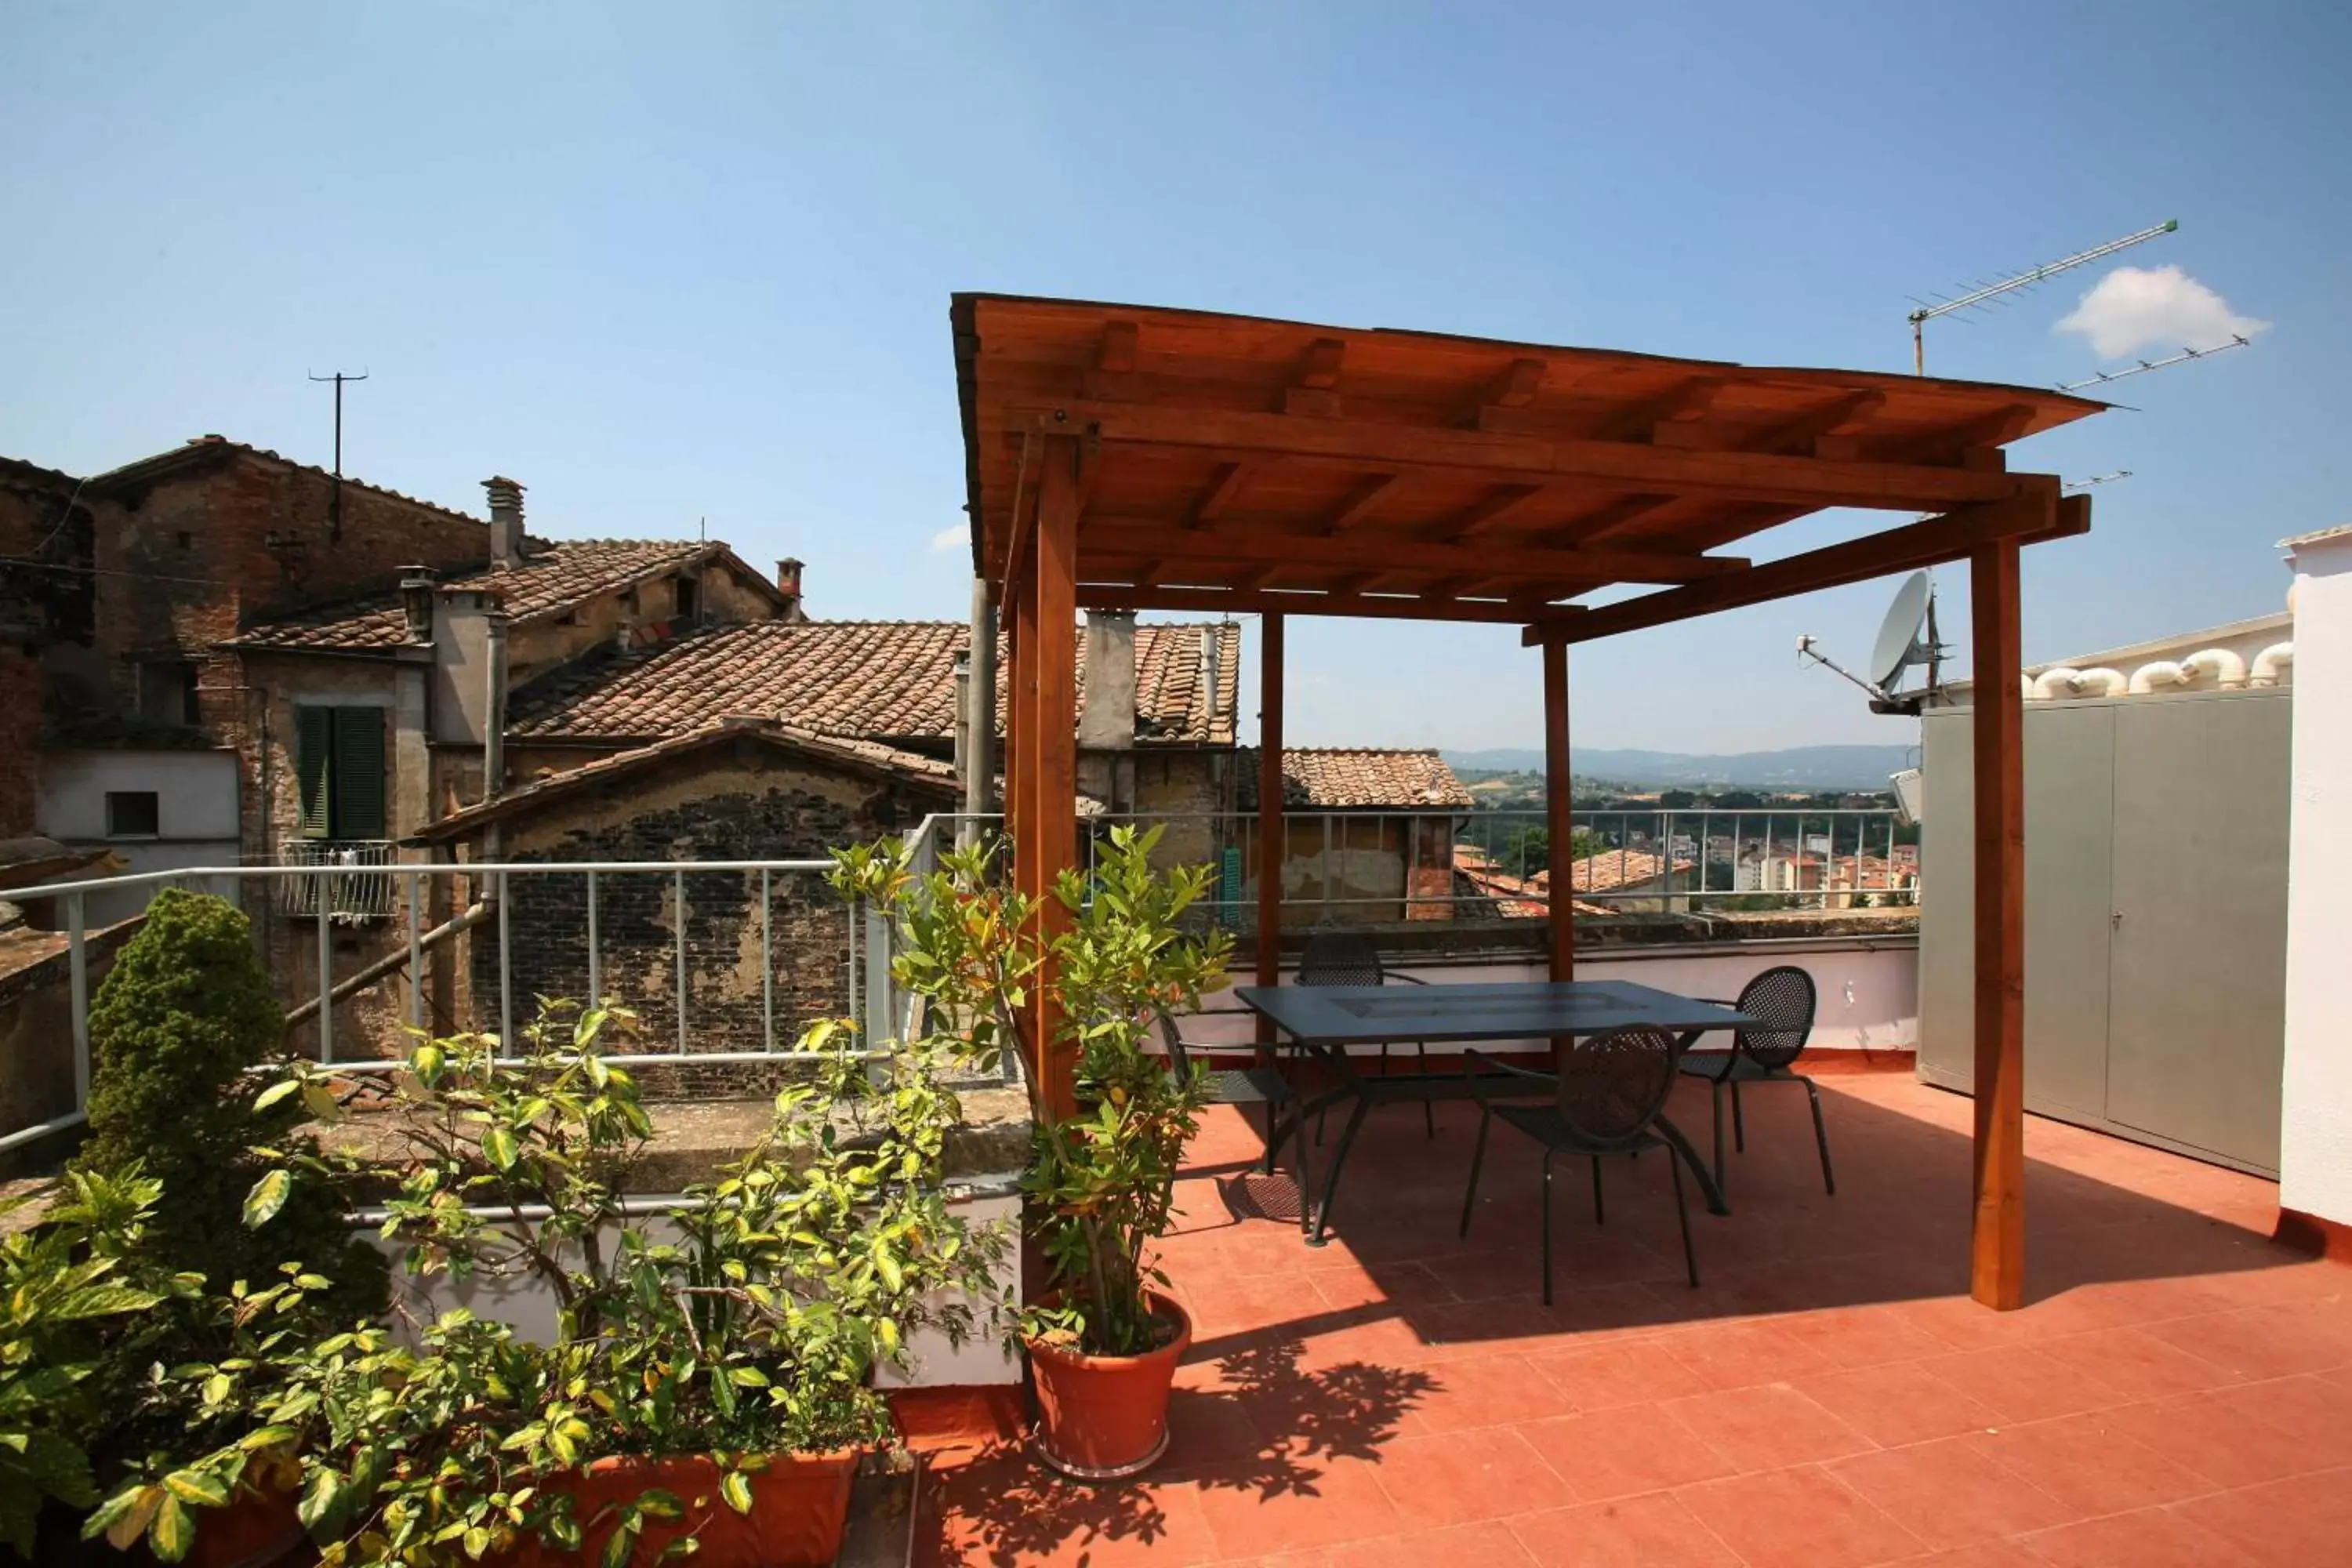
[1444,745,1915,789]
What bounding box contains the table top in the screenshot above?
[1233,978,1755,1046]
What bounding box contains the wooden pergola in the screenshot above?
[953,294,2104,1309]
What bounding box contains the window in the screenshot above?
[137,660,200,725]
[105,791,160,838]
[294,706,387,840]
[674,575,699,621]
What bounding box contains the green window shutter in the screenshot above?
[295,706,334,840]
[331,707,387,840]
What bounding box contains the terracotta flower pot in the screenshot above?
[1025,1291,1192,1480]
[183,1480,307,1568]
[517,1450,858,1568]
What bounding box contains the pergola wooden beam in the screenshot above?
[1972,539,2027,1308]
[1080,583,1585,624]
[1014,401,2027,514]
[1522,489,2082,645]
[1082,520,1745,585]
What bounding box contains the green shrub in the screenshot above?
[72,888,382,1324]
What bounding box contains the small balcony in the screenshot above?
[276,840,398,921]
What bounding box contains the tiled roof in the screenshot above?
[228,540,731,651]
[88,435,485,527]
[1565,850,1694,893]
[1236,749,1474,810]
[1452,846,1612,917]
[412,718,956,843]
[508,620,1240,746]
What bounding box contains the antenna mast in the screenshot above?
[307,368,368,541]
[1907,220,2177,374]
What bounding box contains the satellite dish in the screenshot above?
[1871,572,1936,691]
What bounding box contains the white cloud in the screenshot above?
[930,524,967,554]
[2056,265,2269,360]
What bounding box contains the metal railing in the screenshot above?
[0,848,928,1157]
[1065,807,1915,924]
[277,840,399,920]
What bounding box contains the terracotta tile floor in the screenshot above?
[922,1070,2352,1566]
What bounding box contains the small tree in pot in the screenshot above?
[1021,826,1232,1478]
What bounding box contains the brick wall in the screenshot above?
[442,748,952,1094]
[0,646,37,837]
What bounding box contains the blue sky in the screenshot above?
[5,3,2343,752]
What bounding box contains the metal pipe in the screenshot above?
[760,868,774,1051]
[673,868,688,1055]
[317,892,333,1064]
[483,607,510,802]
[69,893,89,1107]
[586,869,601,1004]
[405,872,423,1030]
[497,871,514,1048]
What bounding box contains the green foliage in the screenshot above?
[0,1169,186,1559]
[73,888,383,1325]
[234,990,1007,1566]
[1025,826,1232,1358]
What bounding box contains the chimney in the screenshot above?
[1079,610,1139,750]
[482,477,525,569]
[398,567,435,642]
[775,557,804,622]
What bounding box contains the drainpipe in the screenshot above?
[483,604,510,804]
[964,578,996,843]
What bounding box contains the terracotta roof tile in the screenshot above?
[228,540,726,651]
[507,619,1240,746]
[1564,849,1694,893]
[1236,749,1474,810]
[412,718,955,843]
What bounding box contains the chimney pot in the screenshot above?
[775,557,804,622]
[482,476,525,569]
[398,565,435,642]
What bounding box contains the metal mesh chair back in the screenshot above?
[1151,1007,1196,1077]
[1299,930,1385,987]
[1735,965,1817,1069]
[1555,1025,1679,1149]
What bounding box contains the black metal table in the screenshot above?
[1233,978,1753,1243]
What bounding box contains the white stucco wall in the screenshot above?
[35,749,242,924]
[369,1183,1024,1388]
[1171,938,1919,1057]
[2280,532,2352,1228]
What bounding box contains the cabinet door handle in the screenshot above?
[2111,910,2125,929]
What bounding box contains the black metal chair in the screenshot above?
[1458,1025,1697,1301]
[1154,1007,1314,1236]
[1298,930,1436,1139]
[1675,964,1834,1198]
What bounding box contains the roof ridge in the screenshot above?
[90,437,488,527]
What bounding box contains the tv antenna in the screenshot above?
[1796,570,1943,716]
[2058,335,2251,393]
[2064,470,2132,493]
[307,368,368,542]
[1907,220,2177,374]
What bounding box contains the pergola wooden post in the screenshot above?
[1970,539,2026,1308]
[955,293,2104,1307]
[1542,638,1573,982]
[1256,612,1286,1049]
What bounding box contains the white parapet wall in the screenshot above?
[2281,526,2352,1232]
[366,1181,1026,1388]
[1171,935,1919,1058]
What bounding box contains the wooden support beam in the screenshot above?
[1189,460,1258,528]
[1461,358,1547,424]
[1523,488,2079,645]
[1027,435,1083,1124]
[1019,401,2025,514]
[1082,583,1581,625]
[1540,493,1677,546]
[1440,483,1552,541]
[1099,319,1139,372]
[1588,376,1724,441]
[1237,564,1283,591]
[1543,639,1573,982]
[1081,520,1747,586]
[1651,390,1887,455]
[1323,473,1403,533]
[1297,337,1347,389]
[1971,535,2026,1309]
[1818,403,2038,466]
[1256,613,1285,1049]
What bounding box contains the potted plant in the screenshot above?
[233,960,1006,1568]
[1018,826,1232,1478]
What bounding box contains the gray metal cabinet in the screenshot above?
[1919,688,2290,1174]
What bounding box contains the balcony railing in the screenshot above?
[277,840,399,920]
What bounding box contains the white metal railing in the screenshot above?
[0,844,945,1157]
[278,840,399,920]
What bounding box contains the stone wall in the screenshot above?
[0,918,140,1178]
